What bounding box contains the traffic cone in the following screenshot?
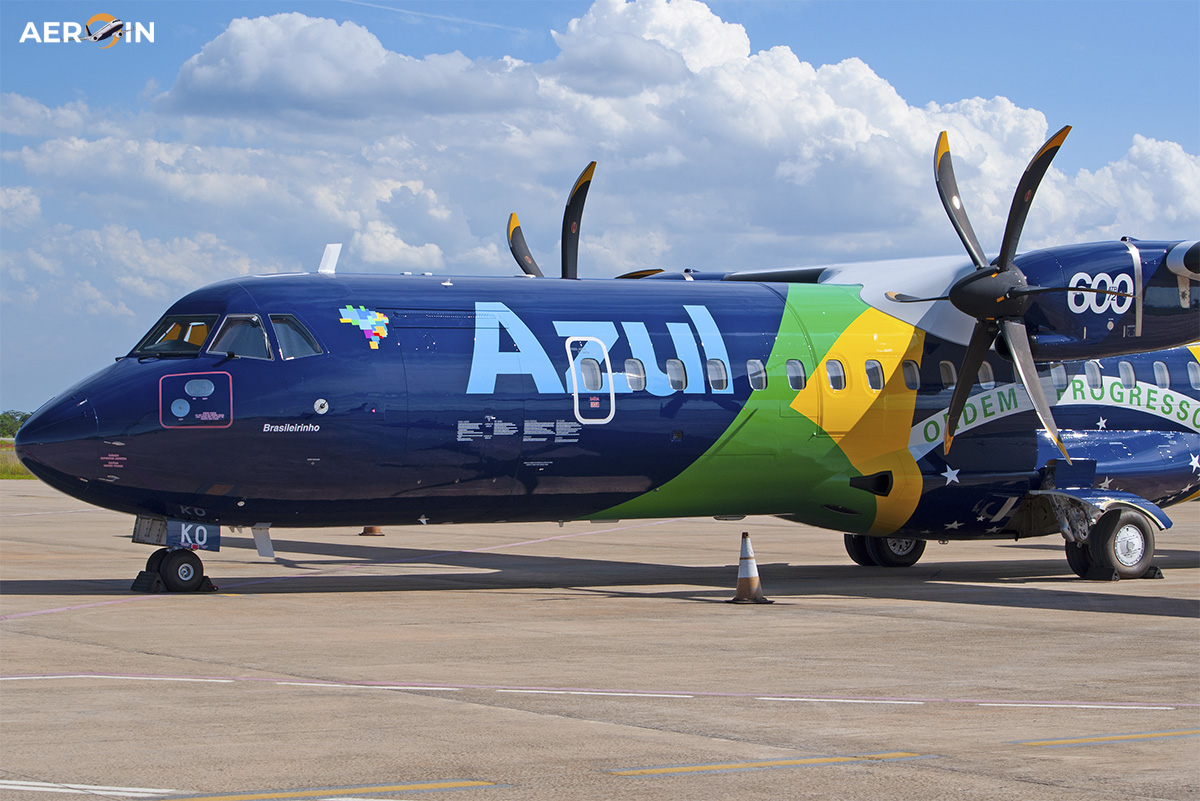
[359,526,384,536]
[727,532,773,604]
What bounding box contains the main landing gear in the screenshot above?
[1065,509,1162,580]
[131,548,217,593]
[844,534,926,567]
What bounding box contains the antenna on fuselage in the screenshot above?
[318,243,342,274]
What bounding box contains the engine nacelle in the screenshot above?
[1020,240,1199,363]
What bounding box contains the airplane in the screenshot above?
[14,126,1200,594]
[83,18,124,44]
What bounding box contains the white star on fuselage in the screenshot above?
[1189,454,1200,474]
[944,520,962,530]
[1098,476,1114,490]
[1096,417,1107,430]
[941,467,960,485]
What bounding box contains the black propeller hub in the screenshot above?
[948,267,1031,321]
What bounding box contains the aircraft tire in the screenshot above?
[843,534,876,566]
[864,536,925,567]
[1088,509,1155,579]
[159,549,204,592]
[1064,540,1092,578]
[145,547,169,573]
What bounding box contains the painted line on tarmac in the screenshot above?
[609,751,927,776]
[757,696,923,705]
[1013,729,1200,748]
[0,779,178,797]
[978,702,1175,711]
[2,673,1195,711]
[160,780,497,800]
[497,689,693,698]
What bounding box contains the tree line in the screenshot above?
[0,411,31,438]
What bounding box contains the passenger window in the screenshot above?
[827,360,846,391]
[1085,360,1102,389]
[666,359,687,391]
[786,359,807,391]
[901,360,920,390]
[1118,360,1135,389]
[707,359,729,391]
[747,359,767,391]
[1153,361,1170,389]
[1190,362,1200,391]
[580,358,603,391]
[625,359,646,391]
[209,315,272,360]
[270,315,323,360]
[1050,364,1067,390]
[939,360,957,391]
[864,360,884,391]
[131,314,219,356]
[978,362,995,390]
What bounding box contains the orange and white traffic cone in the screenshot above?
[727,531,773,604]
[359,526,384,536]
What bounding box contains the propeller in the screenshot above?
[918,128,1077,461]
[561,161,595,280]
[507,213,543,277]
[506,161,597,280]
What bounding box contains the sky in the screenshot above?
[2,0,1198,412]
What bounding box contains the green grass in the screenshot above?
[0,440,35,479]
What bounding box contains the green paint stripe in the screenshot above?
[610,751,921,776]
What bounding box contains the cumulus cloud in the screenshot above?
[158,13,538,117]
[0,186,41,230]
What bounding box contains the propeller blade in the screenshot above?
[944,319,999,453]
[885,291,950,303]
[995,125,1071,272]
[507,213,543,277]
[934,131,989,270]
[561,161,596,280]
[1002,318,1071,463]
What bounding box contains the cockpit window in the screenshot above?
[270,315,323,360]
[208,315,273,360]
[131,314,219,356]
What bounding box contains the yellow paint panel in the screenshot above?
[790,308,925,533]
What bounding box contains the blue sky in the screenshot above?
[2,0,1198,411]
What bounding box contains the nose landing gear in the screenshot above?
[131,547,217,593]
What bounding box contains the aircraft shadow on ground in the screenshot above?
[2,536,1198,619]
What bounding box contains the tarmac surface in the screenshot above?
[1,481,1198,800]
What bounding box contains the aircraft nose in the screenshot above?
[15,394,99,484]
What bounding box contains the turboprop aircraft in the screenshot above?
[15,127,1200,593]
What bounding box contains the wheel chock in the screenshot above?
[130,570,165,593]
[1140,565,1164,579]
[199,575,218,592]
[1083,566,1121,581]
[727,532,773,604]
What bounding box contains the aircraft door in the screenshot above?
[565,336,615,425]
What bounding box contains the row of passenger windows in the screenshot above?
[936,358,1200,393]
[578,356,1200,394]
[575,357,886,393]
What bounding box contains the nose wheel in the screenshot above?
[131,548,217,593]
